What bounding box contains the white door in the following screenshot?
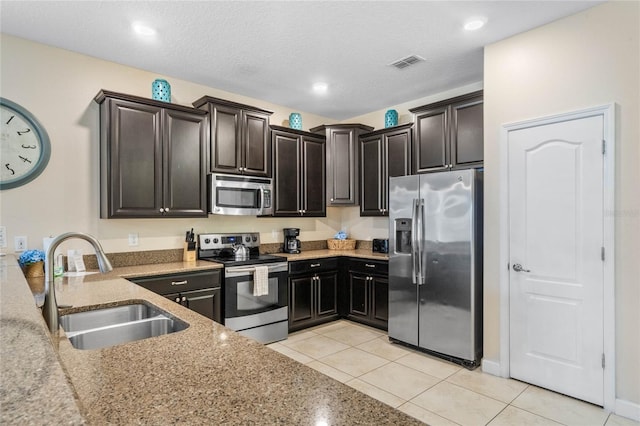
[508,115,604,405]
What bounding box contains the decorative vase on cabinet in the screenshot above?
[289,112,302,130]
[384,109,398,128]
[152,79,171,102]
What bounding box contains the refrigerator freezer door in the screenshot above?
[388,175,419,346]
[418,169,478,361]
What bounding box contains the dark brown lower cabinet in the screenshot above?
[347,259,388,330]
[288,258,339,332]
[129,270,222,324]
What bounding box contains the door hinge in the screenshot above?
[602,353,605,369]
[602,140,606,155]
[601,247,605,261]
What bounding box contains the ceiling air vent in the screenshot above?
[389,55,425,70]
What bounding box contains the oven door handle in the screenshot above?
[229,267,257,274]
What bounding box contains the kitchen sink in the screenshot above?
[60,302,189,350]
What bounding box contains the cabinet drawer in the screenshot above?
[348,258,388,275]
[289,257,338,275]
[130,269,221,295]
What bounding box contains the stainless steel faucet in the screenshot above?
[43,232,113,333]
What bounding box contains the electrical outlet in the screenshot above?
[128,233,139,246]
[14,236,27,252]
[0,226,6,248]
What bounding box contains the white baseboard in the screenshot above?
[616,398,640,422]
[481,359,502,377]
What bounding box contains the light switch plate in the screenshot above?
[15,236,27,252]
[0,226,6,248]
[128,233,139,246]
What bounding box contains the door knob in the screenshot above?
[512,263,531,273]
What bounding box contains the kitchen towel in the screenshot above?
[253,265,269,297]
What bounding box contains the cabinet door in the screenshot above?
[107,99,163,217]
[316,272,338,318]
[327,128,358,205]
[210,104,242,174]
[414,106,450,173]
[301,136,326,217]
[273,132,301,215]
[450,96,483,168]
[163,109,208,217]
[371,276,389,329]
[182,288,221,323]
[289,276,314,328]
[242,110,270,176]
[384,127,412,211]
[349,273,369,319]
[359,135,383,216]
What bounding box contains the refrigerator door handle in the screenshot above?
[411,198,420,284]
[416,198,425,285]
[412,198,426,285]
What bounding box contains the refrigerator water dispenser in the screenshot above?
[395,218,412,254]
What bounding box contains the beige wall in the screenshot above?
[483,1,639,406]
[0,34,341,254]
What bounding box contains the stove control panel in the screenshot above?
[198,233,260,250]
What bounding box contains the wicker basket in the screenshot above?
[327,239,356,250]
[23,261,45,278]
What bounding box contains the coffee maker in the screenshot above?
[283,228,301,254]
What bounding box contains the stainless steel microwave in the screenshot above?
[208,173,273,216]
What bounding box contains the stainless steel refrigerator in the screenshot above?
[388,169,483,367]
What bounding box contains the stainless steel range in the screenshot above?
[198,232,288,344]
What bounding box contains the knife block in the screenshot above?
[183,242,196,262]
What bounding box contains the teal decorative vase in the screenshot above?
[152,79,171,102]
[384,109,398,128]
[289,113,302,130]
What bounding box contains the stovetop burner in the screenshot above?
[197,232,286,267]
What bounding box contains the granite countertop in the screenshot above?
[1,254,418,425]
[278,248,389,262]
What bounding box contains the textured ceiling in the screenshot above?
[1,1,603,120]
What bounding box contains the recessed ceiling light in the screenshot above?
[464,18,486,31]
[312,82,328,95]
[132,22,156,37]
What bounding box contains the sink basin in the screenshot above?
[60,302,189,350]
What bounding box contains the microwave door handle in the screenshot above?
[258,187,264,214]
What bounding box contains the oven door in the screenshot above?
[224,262,288,329]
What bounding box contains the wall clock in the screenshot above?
[0,98,51,190]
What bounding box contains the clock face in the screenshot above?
[0,98,50,189]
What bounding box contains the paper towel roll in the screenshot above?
[43,237,54,257]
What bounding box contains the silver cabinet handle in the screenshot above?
[365,264,376,268]
[171,280,188,286]
[310,263,320,268]
[512,263,531,273]
[159,208,165,213]
[165,207,169,212]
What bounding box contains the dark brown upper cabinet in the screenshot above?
[192,96,272,177]
[410,91,483,174]
[359,123,412,216]
[95,90,208,218]
[271,125,326,217]
[310,124,373,206]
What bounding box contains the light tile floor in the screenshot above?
[267,320,639,426]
